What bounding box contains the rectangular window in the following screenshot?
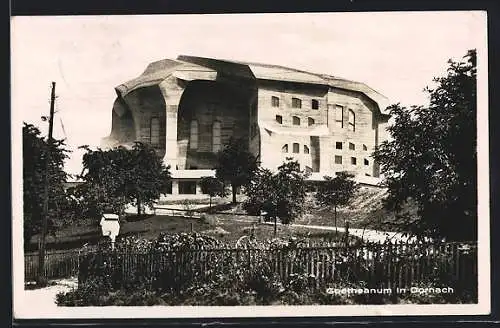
[271,96,280,107]
[276,115,283,124]
[312,99,319,110]
[212,121,222,152]
[351,157,357,165]
[335,105,344,128]
[293,143,300,153]
[179,181,197,194]
[292,98,302,108]
[150,117,160,147]
[336,142,343,150]
[335,155,342,164]
[349,142,355,150]
[190,120,198,150]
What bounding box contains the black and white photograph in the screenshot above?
[11,11,490,318]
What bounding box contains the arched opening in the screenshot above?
[177,80,253,169]
[110,85,166,156]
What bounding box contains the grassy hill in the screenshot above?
[26,185,416,252]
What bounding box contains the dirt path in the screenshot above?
[21,278,77,311]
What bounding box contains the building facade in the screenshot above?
[102,56,390,195]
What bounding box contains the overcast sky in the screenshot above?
[11,11,486,175]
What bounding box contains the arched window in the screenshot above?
[308,117,315,126]
[190,120,198,150]
[363,144,368,151]
[271,96,280,107]
[292,98,302,108]
[282,144,288,153]
[150,117,160,146]
[293,143,300,153]
[212,121,221,152]
[348,109,355,132]
[293,116,300,126]
[303,145,310,154]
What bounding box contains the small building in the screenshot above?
[102,55,390,196]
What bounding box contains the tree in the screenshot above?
[199,176,227,211]
[315,172,358,236]
[215,137,259,204]
[78,142,171,217]
[23,123,75,249]
[372,49,477,241]
[243,159,309,235]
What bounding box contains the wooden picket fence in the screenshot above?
[77,240,477,293]
[24,249,81,282]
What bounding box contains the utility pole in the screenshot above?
[37,82,56,286]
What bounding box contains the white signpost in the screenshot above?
[100,213,120,250]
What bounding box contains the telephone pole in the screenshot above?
[37,81,56,286]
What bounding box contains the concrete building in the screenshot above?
[102,55,390,196]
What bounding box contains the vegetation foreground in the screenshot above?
[55,232,478,306]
